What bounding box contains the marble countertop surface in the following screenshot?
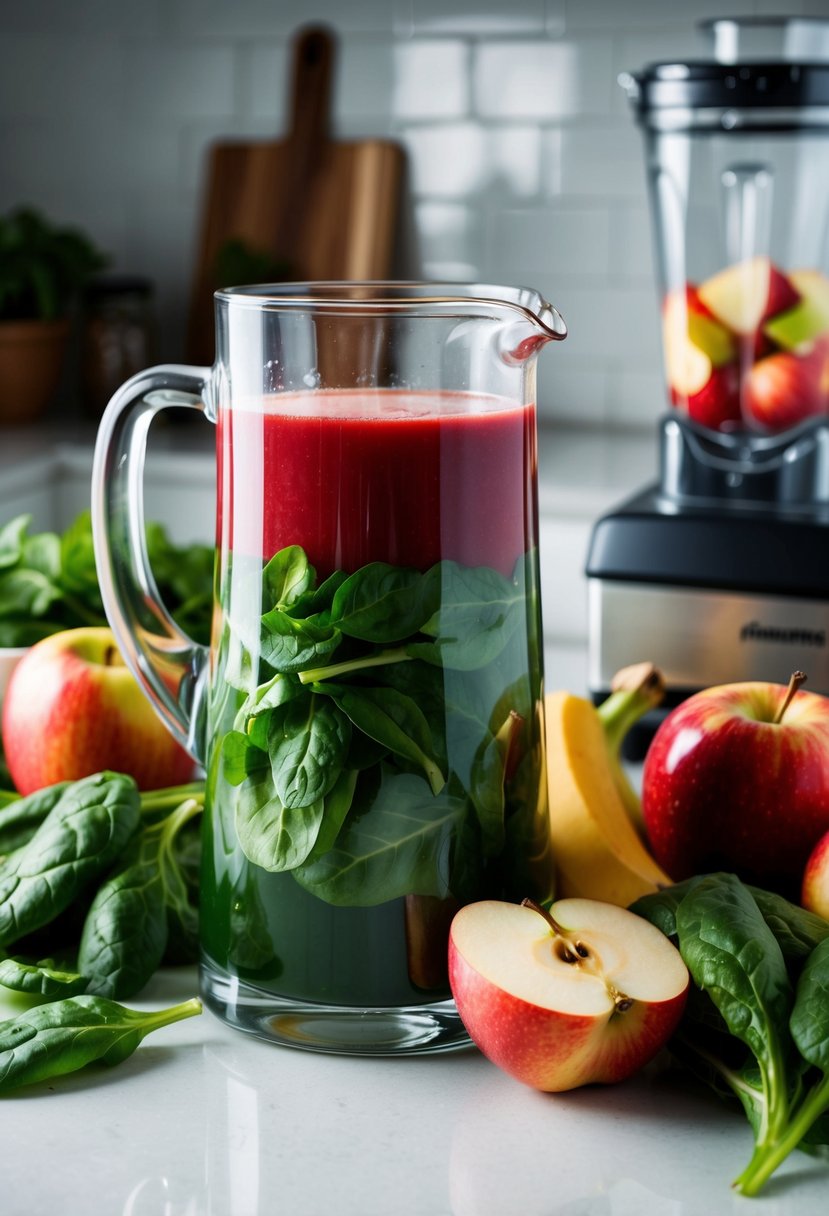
[4,964,827,1216]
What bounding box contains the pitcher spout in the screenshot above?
[499,288,567,365]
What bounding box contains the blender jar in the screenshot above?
[622,17,829,434]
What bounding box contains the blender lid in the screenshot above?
[624,60,829,125]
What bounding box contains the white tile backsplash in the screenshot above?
[411,0,548,35]
[474,38,614,120]
[0,0,801,432]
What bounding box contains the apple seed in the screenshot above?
[521,898,634,1012]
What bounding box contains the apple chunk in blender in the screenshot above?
[667,257,829,432]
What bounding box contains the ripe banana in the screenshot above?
[545,677,671,907]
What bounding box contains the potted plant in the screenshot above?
[0,207,107,424]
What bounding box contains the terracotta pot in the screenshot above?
[0,318,70,424]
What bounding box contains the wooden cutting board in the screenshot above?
[186,25,406,365]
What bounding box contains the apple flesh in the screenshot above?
[642,674,829,898]
[802,830,829,921]
[1,626,194,795]
[698,257,800,337]
[448,898,689,1092]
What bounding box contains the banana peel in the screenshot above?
[545,667,671,907]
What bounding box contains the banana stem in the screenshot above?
[596,663,665,838]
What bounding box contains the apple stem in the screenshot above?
[521,897,568,940]
[773,671,806,725]
[103,645,118,667]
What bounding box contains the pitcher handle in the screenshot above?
[91,364,214,764]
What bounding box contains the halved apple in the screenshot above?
[448,898,689,1093]
[764,269,829,352]
[698,257,799,336]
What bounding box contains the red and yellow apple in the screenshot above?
[802,830,829,921]
[1,626,194,795]
[448,897,689,1092]
[642,674,829,897]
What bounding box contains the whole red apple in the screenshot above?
[448,897,688,1092]
[642,674,829,897]
[801,830,829,921]
[2,626,194,795]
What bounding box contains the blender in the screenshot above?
[586,16,829,753]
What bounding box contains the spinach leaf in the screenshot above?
[330,563,432,642]
[22,531,61,581]
[233,670,304,729]
[0,773,140,946]
[221,730,269,787]
[267,696,351,809]
[318,682,445,796]
[407,562,523,671]
[226,876,282,977]
[675,874,798,1194]
[234,770,325,873]
[633,875,829,969]
[163,814,201,964]
[58,510,103,606]
[0,782,69,855]
[675,874,793,1082]
[78,797,202,999]
[0,567,63,620]
[259,608,341,673]
[261,545,314,610]
[0,994,201,1093]
[469,729,507,857]
[631,877,702,941]
[286,569,348,620]
[293,768,465,906]
[735,938,829,1195]
[302,768,358,864]
[0,955,87,999]
[790,938,829,1072]
[0,515,28,569]
[0,511,214,647]
[747,885,829,967]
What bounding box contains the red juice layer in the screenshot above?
[218,390,537,576]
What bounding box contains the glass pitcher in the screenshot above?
[91,282,566,1055]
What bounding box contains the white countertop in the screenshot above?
[5,965,827,1216]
